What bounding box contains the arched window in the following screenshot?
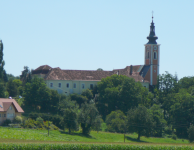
[154,52,157,59]
[147,52,149,59]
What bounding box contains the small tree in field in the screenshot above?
[126,105,154,141]
[59,98,78,134]
[78,103,100,135]
[106,110,126,133]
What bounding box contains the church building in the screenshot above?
[32,17,160,95]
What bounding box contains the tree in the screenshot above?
[96,74,152,119]
[0,41,4,80]
[7,74,19,80]
[47,90,61,113]
[126,105,154,141]
[155,72,179,123]
[93,115,103,133]
[0,80,5,98]
[0,41,6,97]
[6,79,18,97]
[150,104,167,137]
[23,76,51,112]
[13,79,23,95]
[20,66,32,85]
[97,68,103,71]
[170,91,194,137]
[3,70,8,82]
[78,103,100,135]
[70,93,88,108]
[59,98,78,134]
[105,110,126,133]
[188,125,194,143]
[179,76,194,89]
[81,89,93,101]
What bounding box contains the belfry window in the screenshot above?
[154,52,157,59]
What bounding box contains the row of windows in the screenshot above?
[7,113,15,118]
[50,83,94,89]
[147,52,157,59]
[0,114,6,117]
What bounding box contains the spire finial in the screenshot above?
[152,11,154,21]
[147,11,158,44]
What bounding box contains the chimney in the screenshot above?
[130,65,133,75]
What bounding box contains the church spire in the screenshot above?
[147,14,158,44]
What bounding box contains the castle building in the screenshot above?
[32,17,160,95]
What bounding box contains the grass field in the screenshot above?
[0,127,191,145]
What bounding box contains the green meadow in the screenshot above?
[0,127,191,145]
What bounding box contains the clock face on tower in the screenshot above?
[154,46,157,50]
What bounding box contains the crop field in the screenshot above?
[0,143,194,150]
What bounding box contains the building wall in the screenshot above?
[6,104,16,121]
[141,82,150,89]
[0,112,6,125]
[45,80,99,95]
[144,44,160,85]
[45,79,149,95]
[144,68,151,83]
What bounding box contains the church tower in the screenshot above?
[144,16,160,85]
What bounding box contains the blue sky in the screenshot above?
[0,0,193,79]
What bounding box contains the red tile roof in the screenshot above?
[0,99,24,113]
[2,102,12,111]
[32,65,52,74]
[33,65,149,83]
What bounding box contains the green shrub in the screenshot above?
[36,117,44,124]
[8,124,20,128]
[23,118,36,128]
[106,110,126,133]
[171,133,177,140]
[101,123,107,132]
[2,119,11,126]
[13,116,22,124]
[21,118,59,130]
[28,113,62,128]
[164,125,173,135]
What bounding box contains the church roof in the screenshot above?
[147,17,158,44]
[33,65,149,82]
[32,65,52,74]
[139,65,150,78]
